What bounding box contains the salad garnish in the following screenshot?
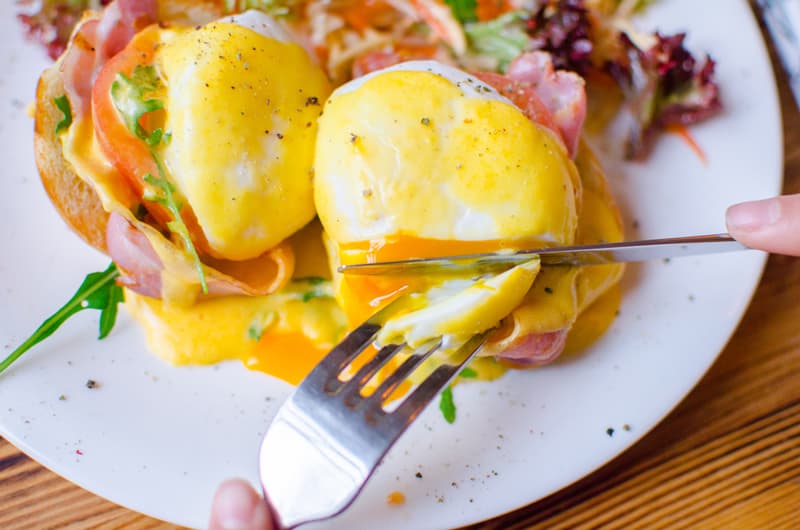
[439,385,457,423]
[0,263,123,376]
[111,66,209,292]
[19,0,722,159]
[53,94,72,134]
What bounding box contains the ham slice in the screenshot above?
[60,0,158,117]
[478,53,587,363]
[505,51,587,157]
[493,329,568,366]
[106,213,294,299]
[106,212,163,298]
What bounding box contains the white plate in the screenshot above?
[0,1,782,528]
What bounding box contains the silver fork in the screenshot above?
[258,299,489,529]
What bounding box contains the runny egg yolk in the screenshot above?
[314,62,583,331]
[124,222,348,385]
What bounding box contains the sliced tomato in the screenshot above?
[92,25,211,255]
[337,0,395,32]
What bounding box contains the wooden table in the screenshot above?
[3,15,800,530]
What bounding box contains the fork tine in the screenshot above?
[369,339,442,406]
[390,332,488,425]
[303,321,381,392]
[338,343,405,404]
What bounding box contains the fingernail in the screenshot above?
[215,480,258,530]
[726,198,781,231]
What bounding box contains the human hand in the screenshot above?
[209,479,273,530]
[726,194,800,256]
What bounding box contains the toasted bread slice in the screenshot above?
[34,58,109,254]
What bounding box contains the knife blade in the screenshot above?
[337,233,750,276]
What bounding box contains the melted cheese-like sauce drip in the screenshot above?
[125,221,347,385]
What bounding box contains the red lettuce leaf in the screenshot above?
[608,32,722,159]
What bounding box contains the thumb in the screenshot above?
[726,194,800,256]
[209,479,274,530]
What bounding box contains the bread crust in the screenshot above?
[34,61,109,254]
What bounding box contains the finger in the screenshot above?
[208,478,273,530]
[726,194,800,256]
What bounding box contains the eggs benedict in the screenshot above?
[314,57,624,364]
[32,0,623,383]
[33,1,349,383]
[39,3,330,304]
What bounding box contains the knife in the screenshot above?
[337,233,750,275]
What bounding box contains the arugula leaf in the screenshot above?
[143,154,208,294]
[465,12,531,71]
[109,65,206,292]
[459,367,478,378]
[290,277,333,303]
[248,323,264,341]
[439,386,456,424]
[444,0,477,24]
[295,276,326,285]
[53,95,72,135]
[247,311,277,342]
[111,65,164,145]
[0,263,123,376]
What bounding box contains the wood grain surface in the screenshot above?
[2,6,800,530]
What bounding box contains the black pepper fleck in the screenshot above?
[421,117,431,126]
[415,472,423,479]
[305,96,319,106]
[86,380,98,389]
[544,286,554,294]
[606,427,614,437]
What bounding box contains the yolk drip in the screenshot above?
[247,331,329,386]
[338,235,550,325]
[339,235,550,264]
[386,491,406,505]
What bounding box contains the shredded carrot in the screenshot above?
[476,0,507,21]
[479,0,518,20]
[666,123,708,165]
[411,0,449,42]
[339,0,394,32]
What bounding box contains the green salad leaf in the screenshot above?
[465,12,531,71]
[109,65,207,293]
[0,263,123,376]
[459,367,478,378]
[143,154,208,294]
[439,386,457,423]
[445,0,477,24]
[53,94,72,134]
[111,65,164,146]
